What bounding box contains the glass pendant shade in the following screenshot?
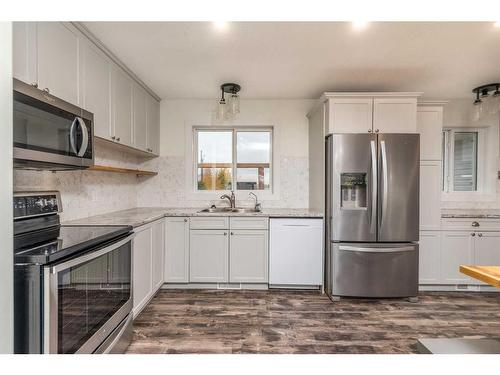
[229,93,240,115]
[216,99,227,121]
[472,101,483,123]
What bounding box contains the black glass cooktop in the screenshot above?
[14,225,132,265]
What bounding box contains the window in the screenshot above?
[195,128,272,191]
[442,128,484,193]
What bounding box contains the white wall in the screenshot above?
[0,22,13,354]
[137,99,315,209]
[13,143,140,221]
[441,98,500,209]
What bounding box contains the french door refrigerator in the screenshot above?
[325,133,420,300]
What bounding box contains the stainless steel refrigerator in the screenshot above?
[325,133,419,300]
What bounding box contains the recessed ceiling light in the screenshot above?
[352,21,369,30]
[213,21,229,31]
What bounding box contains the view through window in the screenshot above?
[196,128,272,191]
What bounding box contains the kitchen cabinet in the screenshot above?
[420,161,442,230]
[189,230,229,283]
[440,231,474,284]
[417,105,444,161]
[229,230,268,283]
[37,22,80,106]
[133,83,148,151]
[327,98,373,134]
[13,22,37,85]
[151,219,165,290]
[112,64,134,147]
[269,219,323,287]
[418,231,441,284]
[373,98,417,133]
[132,225,153,316]
[79,39,112,140]
[164,217,190,283]
[146,95,161,155]
[471,232,500,285]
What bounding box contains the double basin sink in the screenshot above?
[198,207,261,214]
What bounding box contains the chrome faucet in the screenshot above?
[248,192,262,212]
[220,190,236,208]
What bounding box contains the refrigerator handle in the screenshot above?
[380,140,388,230]
[370,140,377,234]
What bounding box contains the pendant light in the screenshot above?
[216,83,241,121]
[472,83,500,122]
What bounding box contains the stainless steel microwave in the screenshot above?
[13,78,94,170]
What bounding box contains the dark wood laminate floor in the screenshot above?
[126,290,500,354]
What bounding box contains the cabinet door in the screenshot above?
[327,98,373,134]
[420,161,441,231]
[112,64,133,147]
[229,230,268,283]
[441,231,474,284]
[418,231,441,284]
[151,219,165,291]
[373,98,417,133]
[133,83,148,151]
[473,232,500,284]
[79,40,112,140]
[417,106,443,160]
[147,95,160,155]
[164,217,190,283]
[132,226,153,315]
[189,230,228,283]
[37,22,80,105]
[13,22,37,84]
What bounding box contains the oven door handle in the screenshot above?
[50,234,134,274]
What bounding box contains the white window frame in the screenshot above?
[192,126,274,193]
[442,127,486,195]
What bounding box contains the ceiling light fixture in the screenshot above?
[494,21,500,28]
[216,83,241,121]
[213,21,229,31]
[352,20,369,30]
[472,83,500,123]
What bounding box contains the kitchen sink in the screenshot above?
[198,207,261,213]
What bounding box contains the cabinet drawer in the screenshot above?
[189,216,229,230]
[230,217,269,230]
[441,218,500,231]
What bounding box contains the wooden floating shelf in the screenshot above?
[88,165,158,176]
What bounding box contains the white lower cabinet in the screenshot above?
[472,232,500,284]
[440,231,474,284]
[189,230,229,283]
[132,218,165,317]
[164,217,190,283]
[418,231,441,284]
[229,230,268,283]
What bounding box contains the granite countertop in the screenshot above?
[63,207,323,228]
[441,209,500,219]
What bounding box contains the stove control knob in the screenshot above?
[35,199,45,208]
[47,198,57,207]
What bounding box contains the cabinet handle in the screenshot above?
[375,129,379,133]
[368,129,372,133]
[472,221,480,227]
[471,233,476,237]
[478,233,483,237]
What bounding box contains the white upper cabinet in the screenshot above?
[13,22,37,85]
[79,40,112,140]
[417,105,444,160]
[325,93,420,135]
[147,95,160,155]
[133,83,148,151]
[37,22,80,105]
[420,161,442,231]
[112,64,134,147]
[373,98,417,133]
[328,98,373,134]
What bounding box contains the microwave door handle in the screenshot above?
[69,118,78,155]
[379,140,388,230]
[370,140,377,234]
[76,117,89,157]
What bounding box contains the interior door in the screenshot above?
[330,133,377,242]
[377,133,420,242]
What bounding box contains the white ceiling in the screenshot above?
[83,22,500,100]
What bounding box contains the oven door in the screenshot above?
[13,79,93,169]
[43,235,132,354]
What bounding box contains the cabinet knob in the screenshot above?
[230,232,234,235]
[31,82,38,88]
[375,129,379,133]
[368,129,372,133]
[111,136,116,140]
[116,137,121,142]
[478,233,483,237]
[471,233,476,237]
[43,88,50,93]
[184,218,188,222]
[224,232,227,236]
[471,221,480,227]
